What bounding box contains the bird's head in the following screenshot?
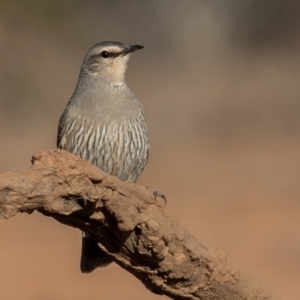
[81,41,144,85]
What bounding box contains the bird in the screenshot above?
[57,41,149,273]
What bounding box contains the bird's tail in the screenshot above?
[80,231,112,273]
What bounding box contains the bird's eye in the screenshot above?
[100,51,110,58]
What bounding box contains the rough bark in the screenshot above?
[0,149,280,300]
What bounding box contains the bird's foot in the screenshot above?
[153,190,167,205]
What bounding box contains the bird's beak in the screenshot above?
[129,45,144,52]
[122,45,144,55]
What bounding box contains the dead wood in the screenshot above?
[0,149,280,300]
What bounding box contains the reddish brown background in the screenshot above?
[1,1,300,299]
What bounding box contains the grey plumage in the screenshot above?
[57,41,149,273]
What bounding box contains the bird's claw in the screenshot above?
[153,190,167,205]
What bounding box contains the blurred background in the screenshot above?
[0,1,300,299]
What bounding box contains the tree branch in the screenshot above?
[0,149,280,300]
